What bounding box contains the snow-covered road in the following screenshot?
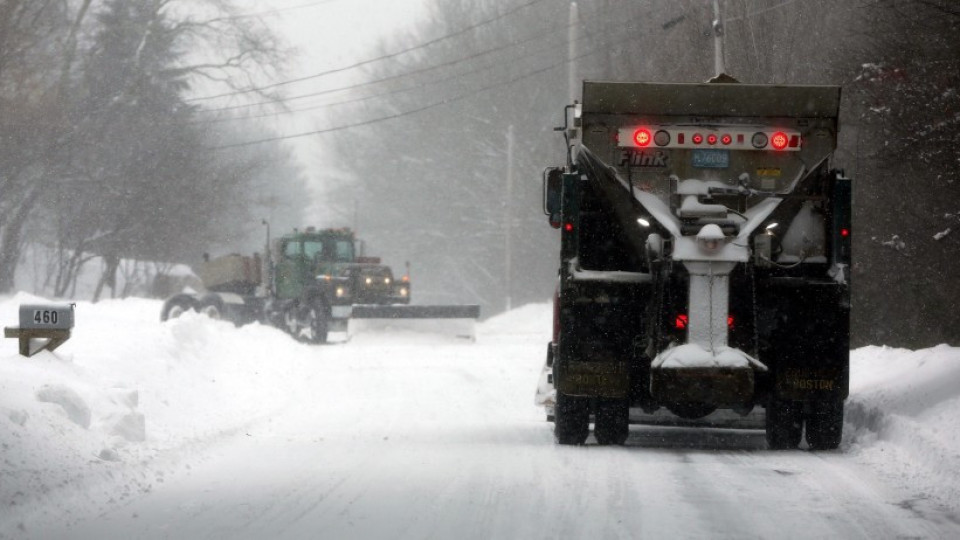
[3,297,960,539]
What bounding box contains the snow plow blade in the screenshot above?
[348,304,481,341]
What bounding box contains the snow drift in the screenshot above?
[1,294,959,537]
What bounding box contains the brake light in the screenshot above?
[840,228,850,238]
[675,314,735,330]
[633,128,652,147]
[770,131,789,150]
[692,133,704,145]
[564,223,574,232]
[721,134,733,145]
[707,134,718,145]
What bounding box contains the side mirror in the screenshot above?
[543,167,563,229]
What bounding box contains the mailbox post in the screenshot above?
[4,304,75,357]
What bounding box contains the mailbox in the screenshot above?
[5,303,75,357]
[19,304,75,330]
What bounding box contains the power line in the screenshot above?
[725,0,803,23]
[187,0,552,102]
[208,23,642,150]
[193,6,603,118]
[220,0,345,20]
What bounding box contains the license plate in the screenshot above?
[692,149,730,168]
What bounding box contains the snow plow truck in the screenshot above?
[538,80,851,449]
[161,227,478,343]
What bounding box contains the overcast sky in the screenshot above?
[228,0,433,215]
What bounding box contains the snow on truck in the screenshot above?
[537,80,851,449]
[161,227,478,343]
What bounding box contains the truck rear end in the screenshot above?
[542,81,851,449]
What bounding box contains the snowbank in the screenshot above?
[845,345,960,510]
[2,294,960,535]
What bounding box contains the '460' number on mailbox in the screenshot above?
[33,310,59,325]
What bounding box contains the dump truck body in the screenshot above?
[541,81,851,448]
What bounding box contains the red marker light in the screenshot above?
[633,128,652,147]
[564,223,574,232]
[841,228,850,237]
[727,315,735,329]
[707,134,718,145]
[721,134,733,145]
[675,314,689,330]
[692,133,704,145]
[771,131,789,150]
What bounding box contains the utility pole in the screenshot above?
[712,0,726,77]
[505,124,515,312]
[568,2,579,104]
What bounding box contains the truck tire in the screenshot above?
[198,295,225,320]
[805,399,844,450]
[554,392,589,445]
[765,398,803,450]
[302,301,330,344]
[161,296,196,321]
[594,398,629,446]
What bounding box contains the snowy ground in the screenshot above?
[2,294,960,538]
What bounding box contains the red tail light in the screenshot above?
[564,223,574,232]
[675,314,735,330]
[771,131,789,150]
[633,128,652,147]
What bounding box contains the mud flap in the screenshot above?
[555,361,630,399]
[774,366,847,401]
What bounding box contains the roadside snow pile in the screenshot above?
[0,293,322,536]
[3,293,960,532]
[846,345,960,512]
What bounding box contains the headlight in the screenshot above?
[384,277,391,285]
[365,277,373,285]
[399,287,408,297]
[336,287,347,297]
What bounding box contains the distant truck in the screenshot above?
[161,227,360,343]
[538,81,851,449]
[348,257,411,305]
[161,226,476,343]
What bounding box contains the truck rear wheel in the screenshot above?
[594,398,629,445]
[161,296,196,321]
[765,398,803,450]
[554,392,589,445]
[198,295,225,320]
[805,399,844,450]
